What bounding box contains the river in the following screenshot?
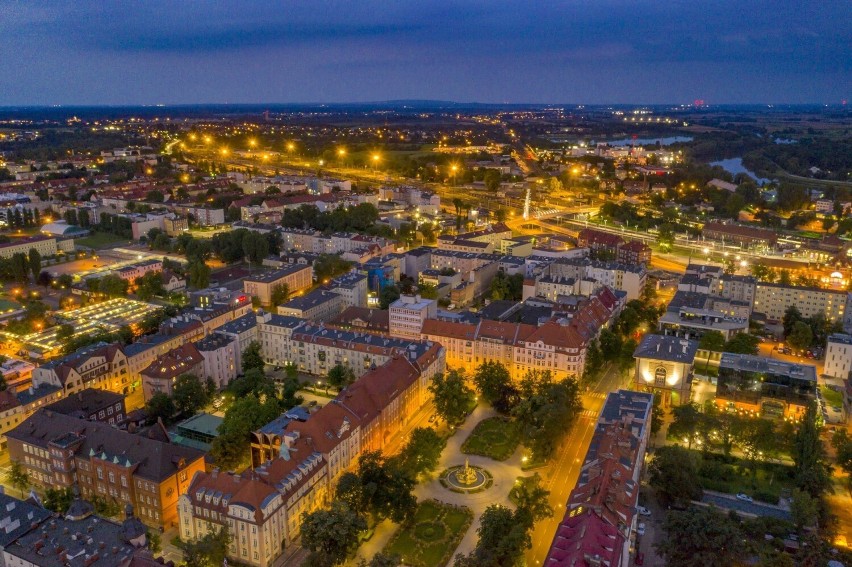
[606,136,693,147]
[709,157,772,185]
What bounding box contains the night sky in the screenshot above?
[1,0,849,106]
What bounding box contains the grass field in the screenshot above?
[75,232,132,249]
[461,416,521,461]
[384,500,472,567]
[821,384,843,408]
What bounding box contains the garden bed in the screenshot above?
[461,416,520,461]
[384,500,473,567]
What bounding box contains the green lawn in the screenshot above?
[461,416,520,461]
[697,452,796,505]
[821,384,843,408]
[75,232,132,249]
[384,500,472,567]
[0,299,22,312]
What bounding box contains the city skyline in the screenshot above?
[1,0,849,106]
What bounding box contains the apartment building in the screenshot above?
[115,259,163,282]
[632,334,699,407]
[825,333,852,380]
[389,295,437,339]
[243,265,313,306]
[327,272,368,308]
[0,235,58,259]
[195,333,238,389]
[753,282,847,323]
[32,343,132,396]
[0,384,63,451]
[549,257,646,301]
[179,345,445,567]
[545,390,653,567]
[44,388,126,426]
[277,289,346,322]
[140,343,204,399]
[7,410,205,529]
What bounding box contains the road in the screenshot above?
[525,364,631,565]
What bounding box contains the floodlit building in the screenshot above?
[632,334,699,407]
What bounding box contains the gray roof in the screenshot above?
[0,493,51,547]
[827,333,852,346]
[244,264,311,284]
[7,410,205,482]
[719,353,817,382]
[633,334,699,363]
[214,312,257,335]
[280,289,342,311]
[44,388,123,418]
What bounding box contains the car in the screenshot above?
[636,506,651,517]
[428,415,437,423]
[636,523,646,536]
[635,553,645,565]
[736,493,753,502]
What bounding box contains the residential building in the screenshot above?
[0,235,58,260]
[327,272,368,308]
[389,295,437,339]
[44,388,126,426]
[6,410,205,528]
[195,333,238,389]
[115,259,163,282]
[243,265,313,306]
[32,343,132,396]
[328,307,390,336]
[753,282,847,323]
[545,390,653,567]
[658,290,750,340]
[179,345,445,567]
[632,334,699,407]
[549,257,646,301]
[825,333,852,380]
[277,289,346,322]
[214,313,259,371]
[0,384,63,451]
[141,343,204,399]
[715,353,817,420]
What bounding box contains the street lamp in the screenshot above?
[371,153,380,171]
[450,164,458,186]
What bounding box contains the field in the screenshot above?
[74,232,132,249]
[461,416,520,461]
[383,500,473,567]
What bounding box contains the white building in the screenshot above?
[389,295,437,340]
[195,334,239,389]
[825,333,852,380]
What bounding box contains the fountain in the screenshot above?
[455,458,478,486]
[441,459,493,493]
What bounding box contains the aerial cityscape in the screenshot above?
[0,2,850,567]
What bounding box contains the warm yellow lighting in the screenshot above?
[338,148,346,157]
[372,154,380,162]
[220,148,229,156]
[249,139,257,147]
[204,135,212,144]
[287,142,295,151]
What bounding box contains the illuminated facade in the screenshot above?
[632,334,698,407]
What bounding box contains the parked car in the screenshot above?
[637,506,651,517]
[736,493,753,502]
[637,523,646,536]
[635,552,645,565]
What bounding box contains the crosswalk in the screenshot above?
[580,409,598,418]
[586,392,607,399]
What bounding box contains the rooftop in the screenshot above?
[633,334,699,364]
[719,353,817,382]
[244,264,312,284]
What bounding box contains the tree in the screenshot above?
[172,374,208,416]
[27,248,41,280]
[648,445,703,508]
[301,502,367,566]
[483,169,502,192]
[395,427,446,479]
[145,392,176,424]
[135,271,165,300]
[10,252,28,283]
[270,283,289,306]
[509,474,552,528]
[668,402,702,449]
[327,363,356,390]
[347,451,416,523]
[656,506,744,567]
[5,461,30,497]
[43,487,74,513]
[211,394,280,470]
[378,285,401,309]
[242,341,265,374]
[182,526,231,567]
[790,488,819,530]
[698,330,726,354]
[792,402,831,497]
[723,333,760,355]
[359,553,401,567]
[429,370,475,426]
[783,305,803,337]
[187,259,210,289]
[97,274,129,297]
[598,328,622,359]
[457,505,530,567]
[787,321,813,351]
[512,371,582,460]
[472,361,516,413]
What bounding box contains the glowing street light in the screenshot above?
[189,133,197,142]
[220,148,229,156]
[248,138,257,148]
[203,135,212,144]
[337,148,346,158]
[371,153,380,171]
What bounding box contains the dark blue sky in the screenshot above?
[1,0,849,106]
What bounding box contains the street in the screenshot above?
[525,363,631,565]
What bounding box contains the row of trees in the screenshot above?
[0,249,42,283]
[783,305,842,352]
[280,203,380,233]
[4,207,43,228]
